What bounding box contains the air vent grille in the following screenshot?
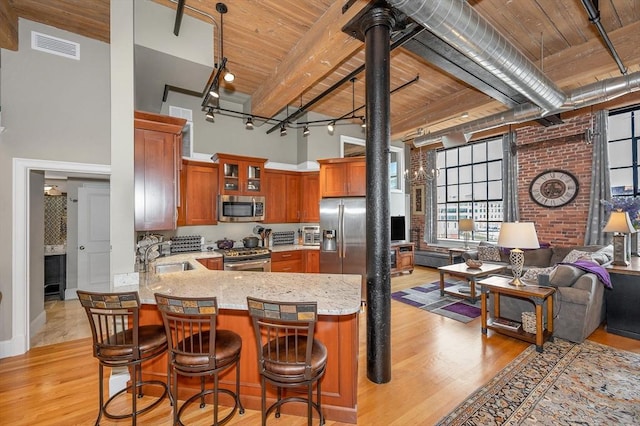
[31,31,80,60]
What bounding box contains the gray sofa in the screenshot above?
[464,243,612,343]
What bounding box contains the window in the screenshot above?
[436,137,503,243]
[608,105,640,196]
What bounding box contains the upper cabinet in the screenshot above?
[134,111,186,231]
[212,153,267,196]
[300,172,320,222]
[177,159,218,226]
[318,157,366,198]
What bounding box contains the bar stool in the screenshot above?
[247,297,327,426]
[77,290,168,426]
[154,293,244,425]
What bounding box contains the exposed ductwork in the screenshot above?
[388,0,639,148]
[412,70,640,147]
[388,0,567,113]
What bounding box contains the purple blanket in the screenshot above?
[560,259,613,289]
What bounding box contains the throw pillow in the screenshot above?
[561,249,594,264]
[522,266,555,282]
[477,245,501,262]
[549,265,585,287]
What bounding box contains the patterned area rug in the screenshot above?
[437,339,640,425]
[391,281,481,323]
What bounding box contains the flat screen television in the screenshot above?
[391,216,406,242]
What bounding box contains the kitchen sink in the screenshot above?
[154,261,194,274]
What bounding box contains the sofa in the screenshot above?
[463,243,613,343]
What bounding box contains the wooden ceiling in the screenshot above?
[2,0,640,141]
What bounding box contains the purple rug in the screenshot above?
[391,281,481,323]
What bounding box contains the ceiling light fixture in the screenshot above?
[280,123,287,137]
[205,108,215,121]
[303,125,310,137]
[327,121,335,132]
[245,117,254,130]
[216,3,234,84]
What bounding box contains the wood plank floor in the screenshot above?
[1,266,638,425]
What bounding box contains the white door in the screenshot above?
[77,186,110,293]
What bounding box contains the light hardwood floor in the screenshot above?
[2,266,638,425]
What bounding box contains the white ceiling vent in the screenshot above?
[31,31,80,60]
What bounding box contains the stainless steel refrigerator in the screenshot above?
[319,198,366,298]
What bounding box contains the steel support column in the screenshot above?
[362,5,395,384]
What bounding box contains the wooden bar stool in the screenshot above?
[155,293,244,425]
[77,290,168,426]
[247,297,327,426]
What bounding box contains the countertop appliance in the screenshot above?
[215,247,271,272]
[218,194,265,222]
[302,225,320,246]
[319,198,366,299]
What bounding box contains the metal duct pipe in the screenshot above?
[388,0,567,113]
[414,70,640,147]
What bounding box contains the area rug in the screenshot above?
[391,280,481,323]
[437,339,640,425]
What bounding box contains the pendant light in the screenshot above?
[216,3,234,83]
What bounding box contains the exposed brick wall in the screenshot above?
[516,113,594,246]
[409,111,596,249]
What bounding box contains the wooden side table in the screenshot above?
[438,262,506,303]
[478,275,556,353]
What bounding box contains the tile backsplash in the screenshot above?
[44,194,67,245]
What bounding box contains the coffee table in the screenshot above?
[438,262,506,303]
[478,275,556,353]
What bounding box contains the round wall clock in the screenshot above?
[529,169,579,208]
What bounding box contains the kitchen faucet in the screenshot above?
[142,240,171,273]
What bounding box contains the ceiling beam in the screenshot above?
[250,0,369,119]
[0,1,18,51]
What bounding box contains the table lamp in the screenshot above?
[458,218,475,249]
[497,222,540,286]
[603,210,635,266]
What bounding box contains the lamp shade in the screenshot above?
[497,222,540,249]
[458,218,475,232]
[603,211,635,234]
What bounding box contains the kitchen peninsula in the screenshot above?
[120,254,361,423]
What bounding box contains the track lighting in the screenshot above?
[223,69,235,82]
[361,117,366,128]
[245,117,254,130]
[209,83,220,98]
[206,108,215,121]
[303,125,310,137]
[327,121,335,132]
[280,123,287,136]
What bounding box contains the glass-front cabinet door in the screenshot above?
[212,153,266,196]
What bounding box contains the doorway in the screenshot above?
[11,158,110,356]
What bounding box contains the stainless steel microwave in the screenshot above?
[218,195,265,222]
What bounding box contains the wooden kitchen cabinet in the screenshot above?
[305,249,320,273]
[197,257,223,270]
[177,160,218,226]
[300,172,320,222]
[318,157,366,197]
[271,250,304,273]
[134,111,186,231]
[212,153,267,196]
[264,170,301,223]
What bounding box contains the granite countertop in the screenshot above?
[120,251,360,316]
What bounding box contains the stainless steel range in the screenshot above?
[216,247,271,272]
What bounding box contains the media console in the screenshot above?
[390,242,414,276]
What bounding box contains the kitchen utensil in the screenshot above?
[243,236,260,248]
[253,225,265,235]
[215,238,235,249]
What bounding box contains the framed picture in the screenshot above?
[412,184,425,215]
